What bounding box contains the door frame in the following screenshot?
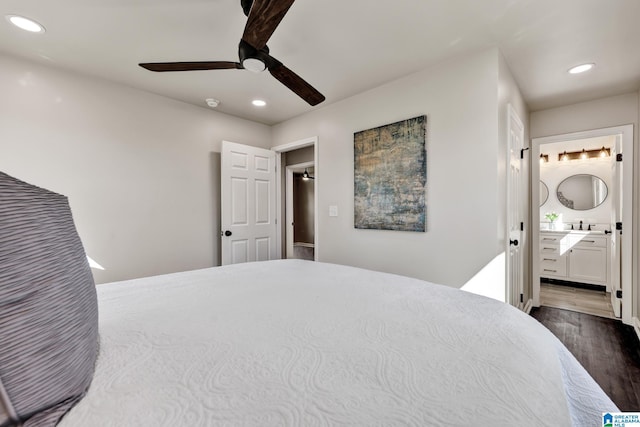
[285,161,315,258]
[531,125,634,325]
[506,104,525,308]
[272,136,319,261]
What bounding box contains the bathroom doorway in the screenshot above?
[531,125,633,324]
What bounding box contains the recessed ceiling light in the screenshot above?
[568,63,594,74]
[205,98,220,108]
[6,15,45,33]
[252,99,267,107]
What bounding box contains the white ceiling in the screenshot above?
[1,0,638,125]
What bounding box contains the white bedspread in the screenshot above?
[59,260,616,426]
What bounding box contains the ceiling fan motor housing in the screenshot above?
[139,0,325,106]
[239,39,270,72]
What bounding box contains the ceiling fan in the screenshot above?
[139,0,325,106]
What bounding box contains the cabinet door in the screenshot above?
[568,247,607,283]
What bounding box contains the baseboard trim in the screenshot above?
[524,299,533,314]
[634,317,640,341]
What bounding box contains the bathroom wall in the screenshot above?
[539,136,614,230]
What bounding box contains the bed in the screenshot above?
[0,171,617,427]
[55,259,615,426]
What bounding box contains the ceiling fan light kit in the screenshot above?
[139,0,325,106]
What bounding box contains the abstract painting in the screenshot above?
[354,115,426,231]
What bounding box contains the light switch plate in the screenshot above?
[329,205,338,217]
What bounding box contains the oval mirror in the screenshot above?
[556,174,608,210]
[540,181,549,206]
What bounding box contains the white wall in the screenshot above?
[0,53,271,284]
[272,49,505,287]
[530,93,638,139]
[530,92,639,318]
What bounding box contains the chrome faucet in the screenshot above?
[579,220,583,230]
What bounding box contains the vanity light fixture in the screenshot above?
[6,15,45,33]
[557,147,611,161]
[539,153,549,164]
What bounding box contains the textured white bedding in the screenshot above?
[59,260,616,426]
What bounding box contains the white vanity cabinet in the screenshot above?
[539,231,609,288]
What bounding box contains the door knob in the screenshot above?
[510,239,519,247]
[224,230,232,237]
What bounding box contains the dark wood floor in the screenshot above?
[531,306,640,411]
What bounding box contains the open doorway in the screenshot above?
[531,125,633,325]
[272,137,318,261]
[286,163,315,260]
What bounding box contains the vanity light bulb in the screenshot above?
[580,149,588,160]
[562,151,569,161]
[599,147,608,157]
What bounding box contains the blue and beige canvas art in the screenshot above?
[354,115,426,232]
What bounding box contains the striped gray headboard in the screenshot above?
[0,172,98,427]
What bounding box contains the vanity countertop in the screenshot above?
[540,229,606,235]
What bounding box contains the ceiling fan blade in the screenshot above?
[139,61,242,72]
[267,59,325,106]
[242,0,296,50]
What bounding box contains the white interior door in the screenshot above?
[221,141,277,265]
[507,105,524,307]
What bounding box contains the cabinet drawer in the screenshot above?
[540,255,567,277]
[569,235,607,248]
[540,245,561,255]
[540,234,564,244]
